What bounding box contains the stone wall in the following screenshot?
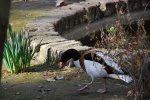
[54,0,150,35]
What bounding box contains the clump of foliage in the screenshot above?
[96,19,149,100]
[3,24,36,73]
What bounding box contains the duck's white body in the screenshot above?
[74,59,108,78]
[74,52,132,83]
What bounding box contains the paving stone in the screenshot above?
[30,36,67,52]
[28,31,59,37]
[35,40,83,63]
[26,23,54,32]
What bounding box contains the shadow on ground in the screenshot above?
[1,65,132,100]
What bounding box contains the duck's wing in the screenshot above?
[95,52,124,74]
[85,50,132,83]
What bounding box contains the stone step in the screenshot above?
[35,39,90,64]
[30,37,67,52]
[55,45,92,53]
[29,31,59,37]
[26,23,54,32]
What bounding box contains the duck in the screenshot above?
[55,0,66,7]
[59,49,133,93]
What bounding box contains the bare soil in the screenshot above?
[1,0,132,100]
[1,64,132,100]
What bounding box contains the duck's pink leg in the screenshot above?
[97,78,107,93]
[77,81,93,91]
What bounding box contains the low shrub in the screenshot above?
[96,19,150,100]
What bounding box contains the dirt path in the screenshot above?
[1,0,132,100]
[1,65,131,100]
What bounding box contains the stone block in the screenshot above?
[87,6,97,22]
[36,40,82,63]
[62,16,70,30]
[103,2,116,16]
[29,31,59,37]
[115,1,127,14]
[30,36,67,53]
[77,9,87,24]
[95,5,104,20]
[74,11,80,25]
[55,19,65,34]
[69,14,76,29]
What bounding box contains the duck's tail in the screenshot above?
[107,74,133,83]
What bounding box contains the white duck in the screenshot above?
[59,49,132,93]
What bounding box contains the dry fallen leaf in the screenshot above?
[132,42,138,45]
[126,90,134,97]
[36,96,42,99]
[46,76,64,82]
[56,76,64,80]
[46,77,56,82]
[16,92,20,95]
[100,97,103,100]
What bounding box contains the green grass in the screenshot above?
[2,2,50,71]
[3,24,37,73]
[9,3,48,32]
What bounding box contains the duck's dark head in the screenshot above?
[59,49,81,68]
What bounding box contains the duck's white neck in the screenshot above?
[73,60,81,69]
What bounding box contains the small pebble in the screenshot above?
[16,92,20,95]
[36,96,42,99]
